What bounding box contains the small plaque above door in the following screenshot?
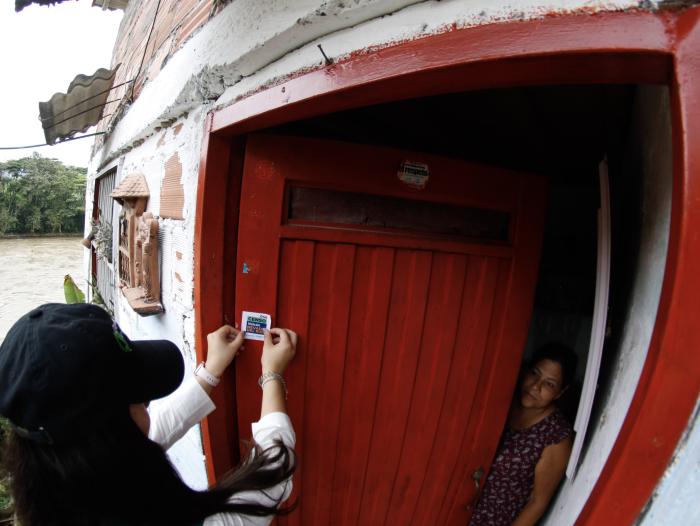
[398,160,430,189]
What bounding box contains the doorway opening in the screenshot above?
[257,83,672,519]
[193,12,699,521]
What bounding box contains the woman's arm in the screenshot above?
[151,324,297,450]
[196,325,245,395]
[259,328,297,418]
[511,436,572,526]
[204,328,297,526]
[149,325,243,448]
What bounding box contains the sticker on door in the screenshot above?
[241,311,272,340]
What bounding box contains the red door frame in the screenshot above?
[194,7,700,525]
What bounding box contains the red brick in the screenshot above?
[176,0,212,47]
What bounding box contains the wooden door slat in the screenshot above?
[276,240,315,526]
[386,252,469,522]
[442,259,513,525]
[411,256,500,525]
[301,243,356,525]
[330,246,396,524]
[357,250,434,525]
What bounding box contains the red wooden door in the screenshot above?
[234,135,546,525]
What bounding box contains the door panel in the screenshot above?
[393,255,503,526]
[234,135,547,525]
[330,245,398,522]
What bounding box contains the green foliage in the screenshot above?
[0,478,9,518]
[0,416,12,518]
[0,153,87,235]
[15,0,72,13]
[0,478,9,515]
[63,274,86,304]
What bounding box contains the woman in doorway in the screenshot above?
[469,343,577,526]
[0,303,297,526]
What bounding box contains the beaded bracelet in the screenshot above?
[258,371,287,399]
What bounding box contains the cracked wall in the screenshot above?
[93,110,208,489]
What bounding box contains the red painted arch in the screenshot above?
[574,6,700,525]
[193,7,700,524]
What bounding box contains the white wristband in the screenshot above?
[194,362,220,387]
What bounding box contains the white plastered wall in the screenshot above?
[89,109,210,488]
[88,0,668,493]
[627,87,700,526]
[640,396,700,526]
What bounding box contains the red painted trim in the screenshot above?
[193,114,239,484]
[194,6,700,522]
[574,6,700,525]
[212,11,672,135]
[212,52,670,136]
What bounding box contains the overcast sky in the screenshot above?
[0,0,123,168]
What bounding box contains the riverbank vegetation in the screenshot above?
[0,416,11,522]
[0,154,86,235]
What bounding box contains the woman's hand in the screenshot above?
[206,325,244,377]
[260,328,297,418]
[261,328,298,374]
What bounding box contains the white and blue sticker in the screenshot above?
[241,311,272,341]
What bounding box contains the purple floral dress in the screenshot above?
[469,410,572,526]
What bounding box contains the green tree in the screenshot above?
[0,153,86,235]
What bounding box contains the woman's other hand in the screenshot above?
[260,328,297,418]
[206,325,244,377]
[261,328,298,374]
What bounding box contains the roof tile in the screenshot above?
[111,173,150,201]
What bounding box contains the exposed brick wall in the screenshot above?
[160,152,185,219]
[97,0,217,137]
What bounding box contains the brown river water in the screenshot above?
[0,237,85,343]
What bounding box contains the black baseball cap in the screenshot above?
[0,303,184,445]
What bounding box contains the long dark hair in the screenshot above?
[2,407,295,526]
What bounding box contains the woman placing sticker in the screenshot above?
[469,343,577,526]
[0,303,297,526]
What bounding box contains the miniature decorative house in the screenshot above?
[110,173,163,316]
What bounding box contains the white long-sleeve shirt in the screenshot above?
[148,376,295,526]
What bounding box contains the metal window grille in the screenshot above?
[92,169,117,310]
